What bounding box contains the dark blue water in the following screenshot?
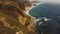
[29,3,60,19]
[29,3,60,34]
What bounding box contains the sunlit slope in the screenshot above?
[0,0,37,34]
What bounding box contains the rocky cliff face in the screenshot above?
[0,0,37,34]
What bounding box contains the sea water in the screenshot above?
[29,3,60,34]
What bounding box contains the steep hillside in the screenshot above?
[0,0,37,34]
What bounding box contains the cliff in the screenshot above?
[0,0,37,34]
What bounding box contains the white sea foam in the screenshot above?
[26,6,36,24]
[26,3,42,24]
[43,17,51,21]
[38,22,43,26]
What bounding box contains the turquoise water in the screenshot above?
[29,3,60,19]
[29,3,60,34]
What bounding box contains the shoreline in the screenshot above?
[26,3,42,24]
[26,6,36,24]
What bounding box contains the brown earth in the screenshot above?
[0,0,37,34]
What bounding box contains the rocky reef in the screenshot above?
[0,0,37,34]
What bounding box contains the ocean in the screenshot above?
[29,3,60,19]
[29,3,60,34]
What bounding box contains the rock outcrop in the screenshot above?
[0,0,36,34]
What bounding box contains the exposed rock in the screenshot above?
[0,0,36,34]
